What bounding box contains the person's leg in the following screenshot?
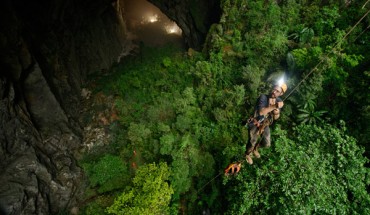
[246,125,259,154]
[245,125,259,164]
[253,126,270,159]
[260,126,271,148]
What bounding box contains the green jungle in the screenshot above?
[79,0,370,214]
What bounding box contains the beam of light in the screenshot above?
[148,14,158,23]
[164,22,182,35]
[141,14,159,24]
[277,76,285,86]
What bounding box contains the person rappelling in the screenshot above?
[244,79,287,165]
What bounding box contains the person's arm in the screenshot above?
[259,99,283,116]
[272,108,280,120]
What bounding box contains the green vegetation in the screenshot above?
[80,0,370,214]
[83,154,128,193]
[225,122,370,214]
[107,162,173,215]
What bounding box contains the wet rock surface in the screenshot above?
[0,0,217,213]
[0,0,125,214]
[79,88,119,154]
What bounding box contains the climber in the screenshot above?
[224,162,242,176]
[244,82,287,164]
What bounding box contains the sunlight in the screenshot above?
[164,22,182,35]
[148,14,158,23]
[141,14,159,24]
[123,0,184,47]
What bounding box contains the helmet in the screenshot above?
[280,83,287,93]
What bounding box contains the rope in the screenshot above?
[353,24,370,42]
[196,156,249,194]
[363,0,370,9]
[195,6,370,194]
[282,7,370,102]
[196,171,223,194]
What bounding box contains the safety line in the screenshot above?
[283,7,370,102]
[353,24,370,42]
[195,6,370,194]
[196,171,224,194]
[363,0,370,9]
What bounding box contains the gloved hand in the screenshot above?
[269,98,284,109]
[269,98,276,106]
[276,101,284,108]
[272,108,280,115]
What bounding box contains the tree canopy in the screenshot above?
[80,0,370,214]
[225,122,370,214]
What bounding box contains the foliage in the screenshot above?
[106,162,173,215]
[289,27,315,44]
[225,123,370,214]
[82,196,114,215]
[208,0,291,67]
[286,2,369,141]
[80,0,370,214]
[296,99,327,124]
[83,154,128,193]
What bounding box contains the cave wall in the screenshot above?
[0,0,126,214]
[149,0,221,49]
[0,0,220,214]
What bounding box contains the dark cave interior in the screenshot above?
[0,0,221,214]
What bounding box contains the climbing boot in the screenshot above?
[245,154,253,165]
[253,149,261,158]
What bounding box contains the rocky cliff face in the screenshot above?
[0,0,220,214]
[0,0,126,214]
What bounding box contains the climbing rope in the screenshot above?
[283,7,370,102]
[195,172,224,195]
[196,160,245,194]
[195,7,370,194]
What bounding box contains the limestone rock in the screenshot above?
[0,0,126,214]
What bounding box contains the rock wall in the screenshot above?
[0,0,220,214]
[0,0,126,214]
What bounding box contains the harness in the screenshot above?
[247,113,274,135]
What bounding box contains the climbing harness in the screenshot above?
[247,117,263,128]
[195,7,370,194]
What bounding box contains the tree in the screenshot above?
[225,122,370,214]
[83,154,128,193]
[107,162,173,215]
[296,99,327,124]
[84,1,370,213]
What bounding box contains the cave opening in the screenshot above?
[121,0,185,49]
